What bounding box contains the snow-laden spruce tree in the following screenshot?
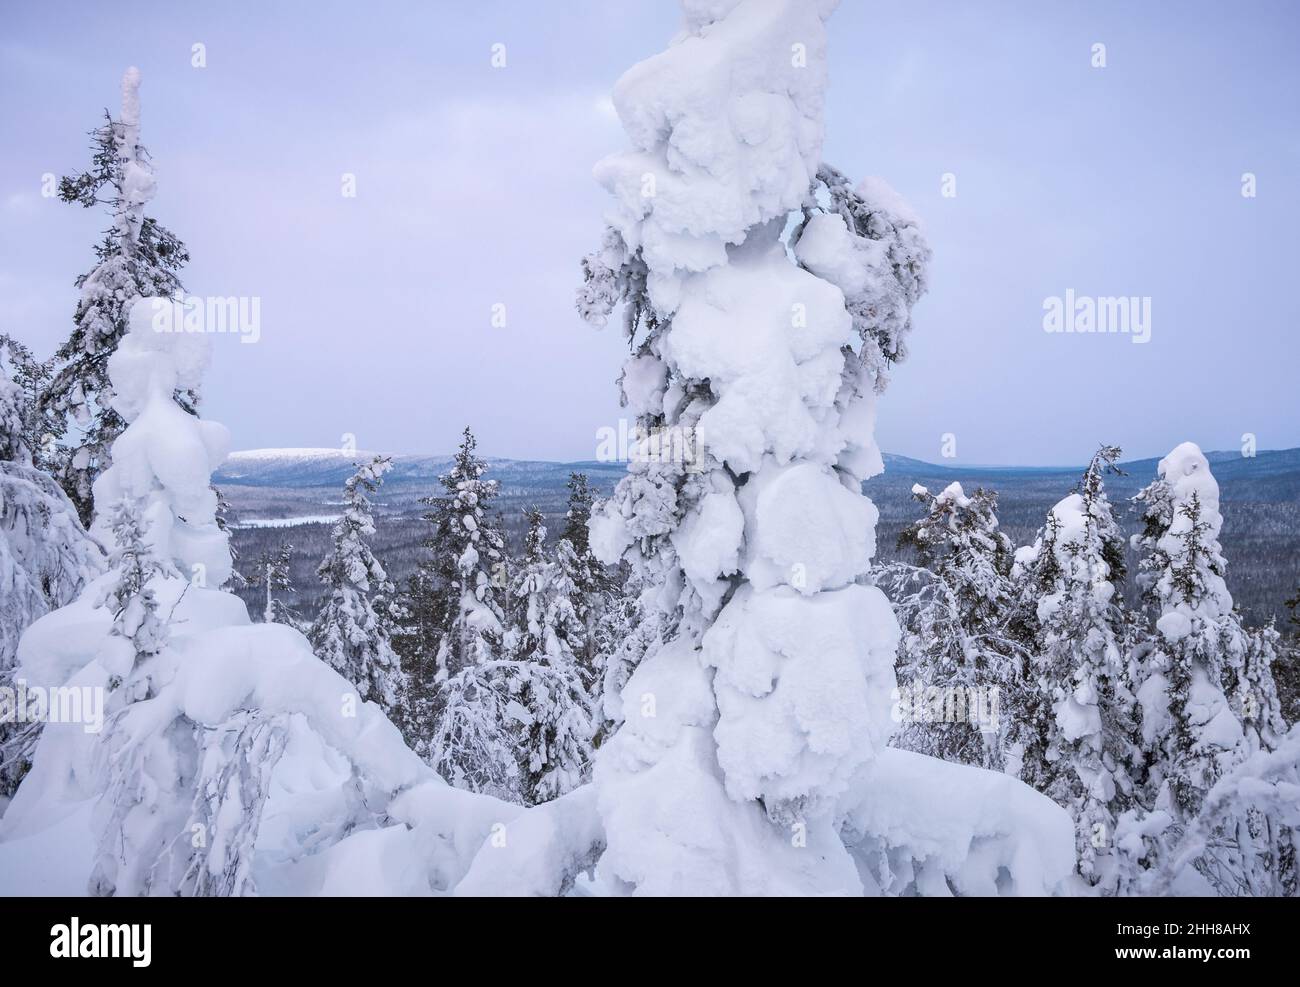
[407,428,506,686]
[1124,442,1296,895]
[245,542,301,629]
[505,510,595,804]
[1131,443,1247,818]
[1241,622,1288,755]
[1007,446,1137,890]
[0,301,519,896]
[882,482,1020,769]
[309,457,404,712]
[558,472,605,671]
[40,68,189,524]
[571,0,1072,895]
[0,346,103,671]
[0,345,104,798]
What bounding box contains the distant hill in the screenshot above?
[215,447,1300,626]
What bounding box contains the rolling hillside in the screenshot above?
[215,447,1300,625]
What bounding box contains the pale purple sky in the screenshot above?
[2,0,1297,465]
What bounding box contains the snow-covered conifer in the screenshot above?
[1,302,515,897]
[309,457,404,712]
[98,495,170,695]
[423,661,525,803]
[571,0,1066,895]
[411,428,507,686]
[1241,623,1288,754]
[247,542,300,629]
[39,68,190,524]
[1007,446,1136,889]
[1127,443,1296,895]
[558,472,605,671]
[886,482,1019,768]
[1131,443,1247,818]
[503,510,594,804]
[0,347,104,797]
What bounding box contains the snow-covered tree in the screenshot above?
[0,300,520,897]
[1241,623,1288,755]
[1118,723,1300,897]
[1127,442,1294,895]
[503,510,595,804]
[1007,446,1137,890]
[883,482,1020,769]
[426,509,594,806]
[76,300,235,896]
[0,347,104,798]
[507,508,550,660]
[0,335,49,464]
[571,0,1071,896]
[98,495,171,692]
[39,68,189,525]
[558,472,606,671]
[422,660,525,802]
[407,429,516,785]
[1131,443,1247,818]
[410,428,507,686]
[246,543,300,629]
[309,457,404,712]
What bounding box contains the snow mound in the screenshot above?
[841,748,1076,896]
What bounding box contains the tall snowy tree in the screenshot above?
[1127,442,1294,895]
[1007,445,1137,890]
[567,2,1070,897]
[39,67,190,524]
[402,427,507,750]
[556,472,606,673]
[309,456,404,712]
[1131,443,1247,817]
[883,482,1021,769]
[407,428,514,784]
[565,0,1071,896]
[409,428,506,686]
[80,299,236,896]
[504,509,595,804]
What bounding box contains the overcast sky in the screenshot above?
[2,0,1297,465]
